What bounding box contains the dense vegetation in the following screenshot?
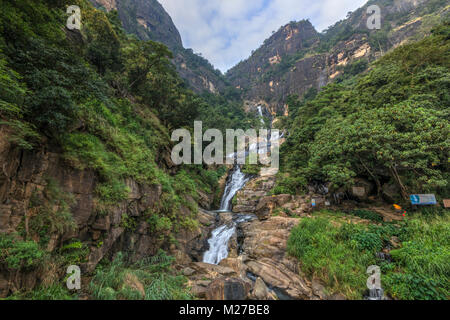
[0,0,250,298]
[288,209,449,300]
[277,22,450,202]
[0,0,448,301]
[89,251,192,300]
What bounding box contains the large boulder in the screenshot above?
[205,277,251,300]
[382,182,401,204]
[246,258,313,300]
[241,217,300,260]
[254,196,277,220]
[350,178,374,201]
[252,277,272,300]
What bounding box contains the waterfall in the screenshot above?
[202,224,236,265]
[257,105,265,125]
[202,104,268,265]
[203,214,255,265]
[219,165,250,212]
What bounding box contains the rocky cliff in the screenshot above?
[226,0,449,114]
[0,127,215,297]
[90,0,227,93]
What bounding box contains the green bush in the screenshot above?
[7,283,76,300]
[287,218,376,299]
[59,240,89,265]
[288,212,450,300]
[90,251,193,300]
[0,234,45,270]
[349,209,384,223]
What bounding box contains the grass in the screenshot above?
[89,251,193,300]
[287,210,449,300]
[4,283,77,300]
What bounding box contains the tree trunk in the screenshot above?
[359,157,382,196]
[389,166,409,201]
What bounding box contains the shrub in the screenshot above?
[0,234,45,270]
[287,218,376,299]
[7,283,76,300]
[90,251,192,300]
[350,209,384,223]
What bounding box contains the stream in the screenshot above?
[202,105,269,265]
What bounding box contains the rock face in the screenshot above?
[240,216,328,300]
[232,175,275,214]
[186,214,328,300]
[205,277,251,300]
[90,0,226,94]
[226,0,449,114]
[0,131,214,296]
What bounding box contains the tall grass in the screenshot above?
[287,212,450,300]
[89,251,193,300]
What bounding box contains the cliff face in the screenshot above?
[0,127,213,296]
[226,0,449,114]
[90,0,226,93]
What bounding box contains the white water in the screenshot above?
[257,105,265,125]
[203,224,236,265]
[203,214,255,265]
[219,166,250,212]
[202,105,268,265]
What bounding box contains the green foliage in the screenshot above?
[280,22,450,198]
[6,283,76,300]
[0,53,39,149]
[0,233,45,270]
[287,217,376,299]
[384,215,450,300]
[269,174,307,195]
[27,178,76,246]
[349,209,384,223]
[59,239,89,265]
[90,251,193,300]
[241,157,261,176]
[287,211,449,300]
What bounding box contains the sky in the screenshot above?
[159,0,368,73]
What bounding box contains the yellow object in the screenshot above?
[393,204,402,210]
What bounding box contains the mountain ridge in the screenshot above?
[226,0,449,114]
[90,0,227,94]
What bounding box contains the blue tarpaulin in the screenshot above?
[410,194,437,205]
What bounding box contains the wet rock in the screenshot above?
[182,267,196,276]
[252,277,270,300]
[246,258,313,300]
[206,277,251,300]
[189,262,237,279]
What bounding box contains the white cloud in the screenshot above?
[159,0,367,72]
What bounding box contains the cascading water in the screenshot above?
[257,105,265,125]
[202,167,252,265]
[202,105,268,265]
[203,214,255,265]
[219,166,250,212]
[203,224,236,265]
